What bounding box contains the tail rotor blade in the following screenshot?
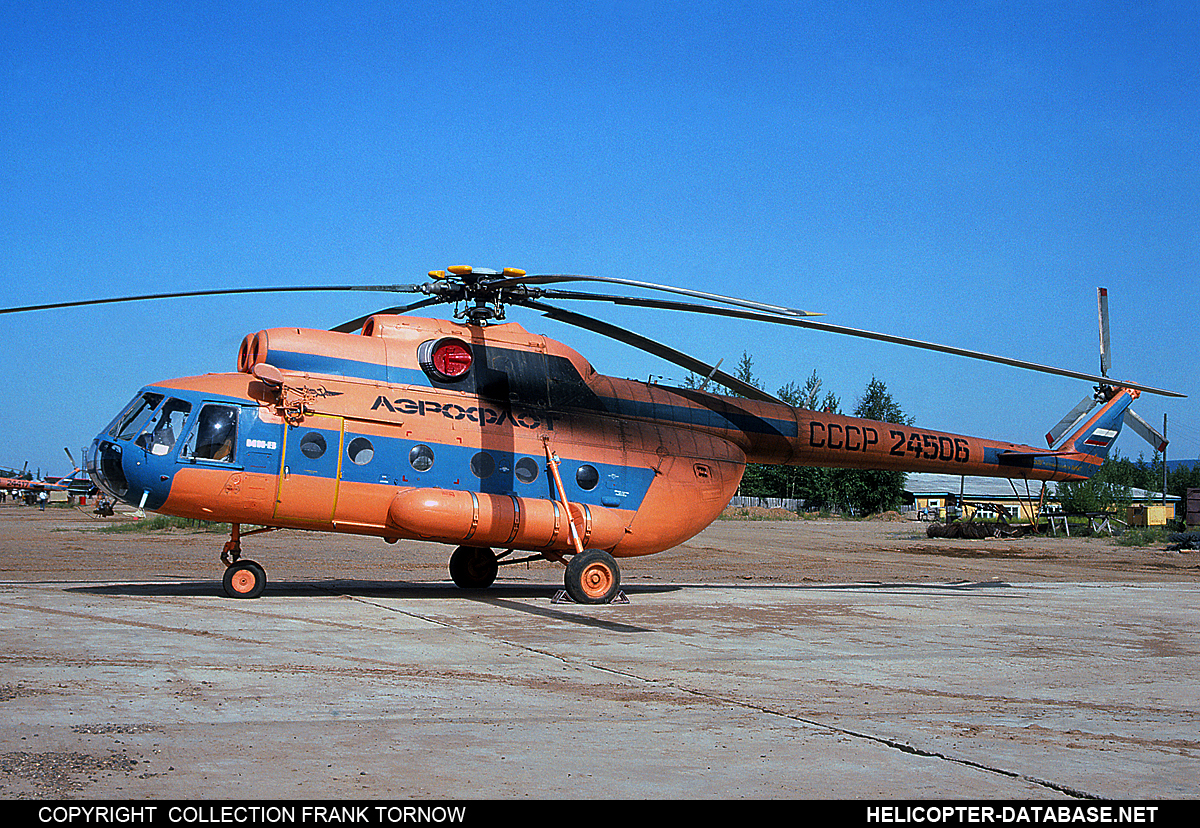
[1047,395,1098,447]
[1123,409,1168,453]
[1098,287,1112,378]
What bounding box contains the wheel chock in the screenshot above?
[552,589,629,605]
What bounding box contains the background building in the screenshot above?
[905,472,1178,525]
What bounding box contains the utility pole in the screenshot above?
[1163,414,1168,517]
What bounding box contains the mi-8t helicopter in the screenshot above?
[1,269,1182,602]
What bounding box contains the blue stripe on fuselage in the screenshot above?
[267,350,428,386]
[280,424,652,510]
[335,433,653,509]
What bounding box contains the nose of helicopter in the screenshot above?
[87,437,125,501]
[87,435,171,510]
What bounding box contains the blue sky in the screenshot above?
[2,0,1197,478]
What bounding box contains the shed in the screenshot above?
[904,472,1178,524]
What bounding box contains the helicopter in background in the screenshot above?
[0,268,1182,601]
[1,450,95,505]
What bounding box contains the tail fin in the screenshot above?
[1058,388,1136,460]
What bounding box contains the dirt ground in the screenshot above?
[2,501,1196,588]
[4,501,1200,800]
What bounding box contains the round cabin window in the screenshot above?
[470,451,495,479]
[576,464,600,491]
[515,457,540,484]
[409,444,435,472]
[348,437,374,465]
[299,433,326,460]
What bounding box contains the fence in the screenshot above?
[727,496,804,512]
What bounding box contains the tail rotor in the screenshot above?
[1045,288,1167,455]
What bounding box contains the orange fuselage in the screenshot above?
[88,316,1113,559]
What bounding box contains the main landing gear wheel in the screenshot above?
[564,549,621,604]
[449,545,498,589]
[223,559,267,599]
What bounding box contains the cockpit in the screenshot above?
[89,389,244,505]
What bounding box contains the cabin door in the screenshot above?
[274,414,344,524]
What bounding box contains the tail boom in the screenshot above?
[720,389,1139,484]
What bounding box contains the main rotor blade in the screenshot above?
[492,273,818,318]
[0,284,425,316]
[531,295,1184,398]
[530,287,818,319]
[330,296,445,333]
[776,315,1186,398]
[517,298,783,404]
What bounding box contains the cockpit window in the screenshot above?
[135,398,192,456]
[112,392,165,440]
[181,404,239,463]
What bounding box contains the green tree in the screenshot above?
[1096,451,1153,490]
[833,377,911,514]
[854,376,911,425]
[734,351,760,392]
[1055,478,1133,515]
[779,369,840,413]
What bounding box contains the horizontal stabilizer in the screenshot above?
[999,448,1073,462]
[1123,409,1168,453]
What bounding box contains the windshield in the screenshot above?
[134,398,192,456]
[111,392,165,440]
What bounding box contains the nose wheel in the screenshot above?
[223,559,267,599]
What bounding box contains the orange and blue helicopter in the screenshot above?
[0,269,1182,601]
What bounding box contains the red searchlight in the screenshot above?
[419,338,473,380]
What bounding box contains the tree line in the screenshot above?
[1056,451,1200,516]
[688,353,912,515]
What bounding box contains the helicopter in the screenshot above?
[0,267,1184,602]
[1,450,94,505]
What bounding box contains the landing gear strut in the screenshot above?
[219,522,275,599]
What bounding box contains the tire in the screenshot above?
[564,550,621,604]
[449,545,498,589]
[223,560,267,599]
